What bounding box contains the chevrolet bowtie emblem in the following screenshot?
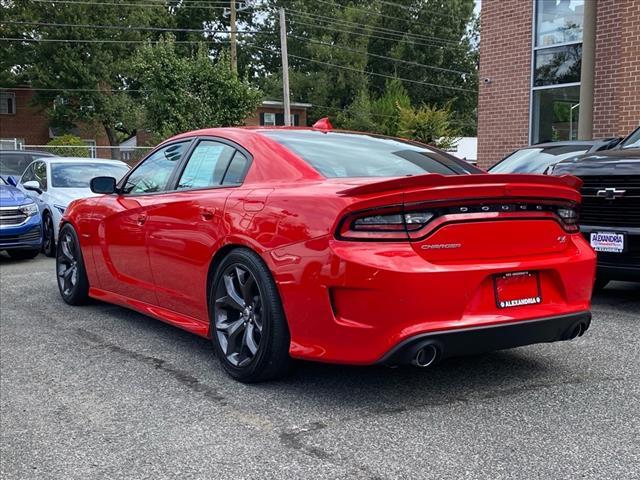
[596,187,626,200]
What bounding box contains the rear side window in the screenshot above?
[260,130,480,178]
[222,152,249,185]
[177,140,235,190]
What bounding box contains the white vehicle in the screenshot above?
[18,157,129,256]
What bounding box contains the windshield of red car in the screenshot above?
[260,130,481,177]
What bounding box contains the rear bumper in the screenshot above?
[269,232,596,365]
[379,311,591,365]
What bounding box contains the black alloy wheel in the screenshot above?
[211,248,291,382]
[43,213,56,257]
[56,224,89,305]
[215,264,263,367]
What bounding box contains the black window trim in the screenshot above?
[116,136,254,196]
[166,135,254,193]
[116,138,196,196]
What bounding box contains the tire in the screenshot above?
[56,223,90,305]
[7,249,40,260]
[42,212,56,258]
[210,248,292,383]
[593,277,610,292]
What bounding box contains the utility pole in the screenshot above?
[229,0,238,75]
[279,7,291,126]
[578,0,596,139]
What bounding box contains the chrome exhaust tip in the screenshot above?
[413,344,439,368]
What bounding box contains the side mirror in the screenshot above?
[6,175,18,187]
[23,180,42,194]
[90,176,117,194]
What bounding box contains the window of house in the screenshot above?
[531,0,584,143]
[260,112,300,126]
[262,113,276,126]
[0,93,16,115]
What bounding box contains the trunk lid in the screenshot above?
[337,173,582,261]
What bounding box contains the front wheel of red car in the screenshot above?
[210,248,292,383]
[56,224,90,305]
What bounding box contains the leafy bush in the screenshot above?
[397,103,461,149]
[45,134,90,157]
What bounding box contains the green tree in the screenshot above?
[45,134,90,157]
[132,37,262,141]
[371,79,412,136]
[397,103,461,150]
[0,0,227,148]
[337,88,377,132]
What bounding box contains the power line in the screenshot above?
[0,37,233,44]
[285,18,463,52]
[26,0,232,9]
[2,21,260,35]
[287,34,469,76]
[245,44,474,93]
[2,21,469,75]
[283,8,461,47]
[311,0,472,23]
[1,37,474,93]
[1,86,144,93]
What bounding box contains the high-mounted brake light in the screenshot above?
[312,117,333,131]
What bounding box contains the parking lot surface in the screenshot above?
[1,254,638,480]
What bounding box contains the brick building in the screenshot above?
[245,100,311,127]
[0,88,112,157]
[477,0,640,168]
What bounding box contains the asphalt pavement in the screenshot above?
[1,254,638,480]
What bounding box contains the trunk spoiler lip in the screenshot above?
[336,173,583,196]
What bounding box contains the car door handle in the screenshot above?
[137,213,148,226]
[200,207,216,221]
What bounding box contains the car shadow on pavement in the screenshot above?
[73,278,638,413]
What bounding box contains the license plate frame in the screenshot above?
[590,231,625,253]
[494,271,542,309]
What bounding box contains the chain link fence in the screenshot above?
[20,145,154,167]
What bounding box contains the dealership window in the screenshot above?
[0,92,16,115]
[531,0,584,143]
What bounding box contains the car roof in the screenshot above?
[44,157,128,165]
[528,139,616,148]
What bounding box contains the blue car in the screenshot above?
[0,176,43,260]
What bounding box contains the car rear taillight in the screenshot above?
[338,207,435,240]
[556,207,579,232]
[337,200,580,241]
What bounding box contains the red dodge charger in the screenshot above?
[56,125,596,382]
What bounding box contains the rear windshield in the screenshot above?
[52,162,129,188]
[260,130,480,177]
[0,153,32,176]
[489,145,590,174]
